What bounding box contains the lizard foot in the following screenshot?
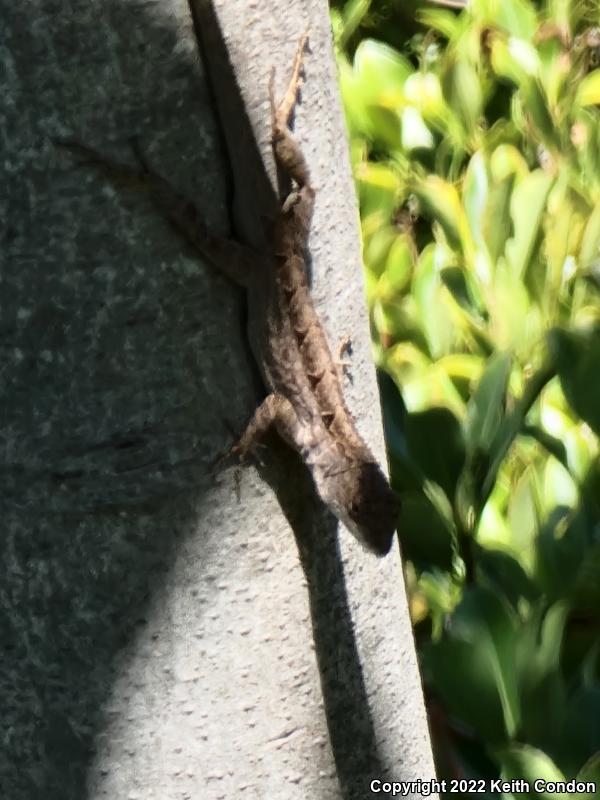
[335,335,353,381]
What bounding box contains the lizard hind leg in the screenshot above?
[269,33,311,189]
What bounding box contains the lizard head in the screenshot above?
[321,460,401,557]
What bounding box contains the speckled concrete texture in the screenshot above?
[1,1,437,798]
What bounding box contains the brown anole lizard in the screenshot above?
[57,34,400,556]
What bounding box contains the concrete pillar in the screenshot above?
[0,1,437,797]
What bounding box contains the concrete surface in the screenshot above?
[0,0,437,797]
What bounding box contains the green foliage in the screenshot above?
[334,0,600,791]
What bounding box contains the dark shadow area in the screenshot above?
[291,497,386,799]
[2,2,247,796]
[1,0,389,796]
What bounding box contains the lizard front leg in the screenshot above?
[225,393,303,461]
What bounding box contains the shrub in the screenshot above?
[333,0,600,792]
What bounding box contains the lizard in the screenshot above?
[56,34,400,556]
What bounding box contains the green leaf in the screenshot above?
[543,457,578,513]
[417,569,462,639]
[543,185,589,301]
[381,233,414,295]
[480,0,538,39]
[576,69,600,108]
[417,8,462,40]
[490,36,540,85]
[572,542,600,612]
[481,175,513,267]
[362,105,402,149]
[398,490,455,569]
[342,40,414,147]
[412,245,456,358]
[522,424,569,471]
[497,745,567,799]
[401,106,434,151]
[424,633,509,742]
[549,326,600,437]
[405,408,466,500]
[463,150,490,258]
[339,0,371,44]
[490,261,535,353]
[475,548,538,607]
[479,363,555,507]
[490,144,529,182]
[458,353,512,527]
[535,506,588,600]
[578,752,600,787]
[506,468,539,562]
[532,601,569,677]
[404,71,445,118]
[505,170,554,280]
[440,266,487,322]
[426,587,521,740]
[353,39,413,107]
[516,602,569,732]
[357,163,401,220]
[363,221,397,273]
[414,175,469,253]
[561,686,600,784]
[447,59,483,136]
[464,352,512,458]
[580,202,600,270]
[521,81,562,149]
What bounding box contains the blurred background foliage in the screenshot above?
[331,0,600,795]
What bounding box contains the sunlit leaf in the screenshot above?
[580,202,600,269]
[576,69,600,107]
[356,162,401,219]
[543,457,579,512]
[414,175,470,253]
[497,745,567,799]
[404,71,445,115]
[339,0,371,44]
[490,144,530,182]
[463,150,490,255]
[505,169,554,279]
[507,469,539,564]
[418,569,462,639]
[447,59,483,136]
[413,246,456,358]
[417,8,463,40]
[353,39,413,107]
[479,0,538,39]
[377,234,415,298]
[491,35,540,85]
[489,262,538,353]
[401,106,434,151]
